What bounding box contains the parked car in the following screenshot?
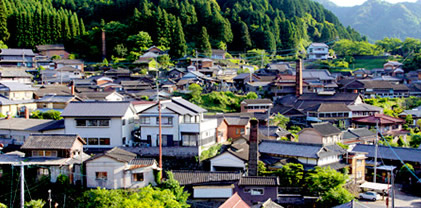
[359,191,381,201]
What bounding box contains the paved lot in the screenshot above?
[358,185,421,208]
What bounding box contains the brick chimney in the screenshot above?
[248,119,259,176]
[296,59,303,96]
[71,82,75,96]
[102,30,106,60]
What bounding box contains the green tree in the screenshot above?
[306,167,348,195]
[0,0,9,42]
[160,171,190,207]
[0,203,6,208]
[270,113,290,129]
[197,27,212,57]
[276,163,304,187]
[188,83,203,104]
[246,92,258,100]
[157,54,171,69]
[169,18,187,58]
[410,134,421,148]
[127,31,152,52]
[25,199,46,208]
[319,186,354,207]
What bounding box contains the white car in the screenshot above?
[359,191,381,201]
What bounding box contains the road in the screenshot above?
[358,185,421,208]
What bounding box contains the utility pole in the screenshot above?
[156,81,162,182]
[19,162,24,208]
[48,189,52,208]
[391,169,395,208]
[374,120,379,183]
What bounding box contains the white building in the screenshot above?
[85,147,157,189]
[61,101,138,148]
[137,97,217,155]
[307,43,329,60]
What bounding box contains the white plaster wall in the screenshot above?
[210,153,245,171]
[86,157,125,189]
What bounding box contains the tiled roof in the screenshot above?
[298,93,360,102]
[77,91,123,100]
[238,176,279,186]
[219,193,250,208]
[242,99,272,105]
[61,101,132,117]
[104,147,137,162]
[347,103,383,112]
[172,97,206,113]
[36,95,75,103]
[0,82,36,91]
[0,68,33,78]
[259,140,344,159]
[35,85,72,97]
[352,144,421,163]
[306,103,351,112]
[311,122,342,136]
[128,158,156,166]
[302,69,335,81]
[0,118,64,131]
[172,171,241,186]
[21,134,84,150]
[53,59,83,64]
[0,49,35,56]
[352,114,404,125]
[225,117,249,126]
[251,198,284,208]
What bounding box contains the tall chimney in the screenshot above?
[248,119,259,176]
[102,30,106,60]
[296,59,303,96]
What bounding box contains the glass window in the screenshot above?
[98,120,110,126]
[44,151,57,157]
[244,188,250,193]
[140,117,150,124]
[87,120,98,126]
[182,134,197,146]
[96,172,107,180]
[88,138,99,145]
[251,188,264,195]
[133,173,144,182]
[122,119,126,126]
[99,138,110,145]
[76,120,86,126]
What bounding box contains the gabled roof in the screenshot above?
[36,95,76,103]
[36,44,65,51]
[302,69,335,81]
[352,144,421,163]
[347,103,383,112]
[219,193,250,208]
[259,140,344,159]
[77,91,123,101]
[172,171,241,186]
[0,49,35,56]
[53,59,83,64]
[238,176,279,186]
[225,117,249,126]
[172,97,206,113]
[102,147,136,162]
[61,101,133,117]
[309,43,328,48]
[21,134,85,150]
[352,114,404,125]
[306,103,351,112]
[0,82,36,91]
[242,99,272,105]
[0,118,64,131]
[342,128,376,140]
[310,122,342,136]
[0,68,33,78]
[35,85,72,97]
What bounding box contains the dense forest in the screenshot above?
[0,0,363,61]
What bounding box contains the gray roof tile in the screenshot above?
[172,171,241,186]
[61,101,132,117]
[239,176,279,186]
[21,134,84,150]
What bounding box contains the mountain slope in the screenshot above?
[315,0,421,41]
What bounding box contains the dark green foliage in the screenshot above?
[30,110,63,120]
[275,163,304,187]
[197,27,212,57]
[0,0,9,42]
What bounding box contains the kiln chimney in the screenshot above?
[296,59,303,96]
[248,119,259,176]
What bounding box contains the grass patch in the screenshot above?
[350,58,388,70]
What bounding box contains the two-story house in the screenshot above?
[0,68,33,84]
[0,49,36,68]
[240,99,273,113]
[235,176,279,206]
[298,122,343,145]
[305,103,352,127]
[0,82,37,116]
[36,44,70,59]
[85,147,157,189]
[61,101,138,148]
[52,59,84,71]
[307,43,329,60]
[135,97,217,156]
[0,134,89,184]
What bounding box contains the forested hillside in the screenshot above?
[0,0,363,61]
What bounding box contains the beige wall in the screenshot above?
[0,103,37,117]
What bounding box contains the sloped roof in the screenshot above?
[219,193,250,208]
[242,99,272,105]
[53,59,83,64]
[172,171,241,186]
[343,128,376,140]
[0,49,35,56]
[352,144,421,163]
[35,85,72,97]
[225,117,249,126]
[36,44,65,51]
[0,82,36,91]
[0,118,64,131]
[306,103,351,112]
[61,101,132,117]
[302,69,335,81]
[103,147,137,162]
[259,140,344,159]
[309,43,328,47]
[0,68,33,78]
[238,176,279,186]
[36,95,75,103]
[347,103,383,112]
[128,158,156,166]
[172,97,206,113]
[352,114,404,125]
[310,122,342,136]
[21,134,84,150]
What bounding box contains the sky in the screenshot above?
[330,0,418,7]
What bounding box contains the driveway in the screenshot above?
[358,185,421,208]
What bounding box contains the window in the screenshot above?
[98,120,109,126]
[132,173,144,182]
[140,117,150,124]
[122,137,126,145]
[122,119,126,126]
[184,115,192,123]
[32,150,57,157]
[87,120,98,126]
[244,188,250,193]
[182,134,197,146]
[100,138,110,145]
[76,119,86,126]
[251,188,264,195]
[356,160,362,166]
[96,172,107,180]
[129,117,134,124]
[76,119,110,127]
[38,168,49,176]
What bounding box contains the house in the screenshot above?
[0,134,89,184]
[341,80,410,98]
[352,114,405,135]
[245,81,272,96]
[214,117,229,143]
[236,176,279,206]
[302,69,337,92]
[61,101,138,148]
[36,44,70,59]
[307,43,329,60]
[212,49,226,60]
[400,105,421,126]
[298,122,342,145]
[270,75,299,98]
[133,57,158,72]
[0,81,36,101]
[34,85,72,98]
[77,91,124,101]
[251,199,283,208]
[342,128,376,145]
[279,92,363,111]
[259,140,347,171]
[210,141,249,172]
[35,94,80,110]
[121,80,152,92]
[233,73,259,92]
[85,147,157,189]
[134,97,217,157]
[259,126,293,141]
[384,61,403,70]
[0,118,64,145]
[304,103,352,127]
[52,59,84,71]
[347,103,383,118]
[353,69,369,79]
[40,67,83,84]
[219,193,250,208]
[190,58,214,69]
[0,49,36,68]
[104,68,131,79]
[0,68,33,84]
[241,99,273,113]
[172,171,241,199]
[346,151,367,184]
[225,116,250,139]
[168,68,186,79]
